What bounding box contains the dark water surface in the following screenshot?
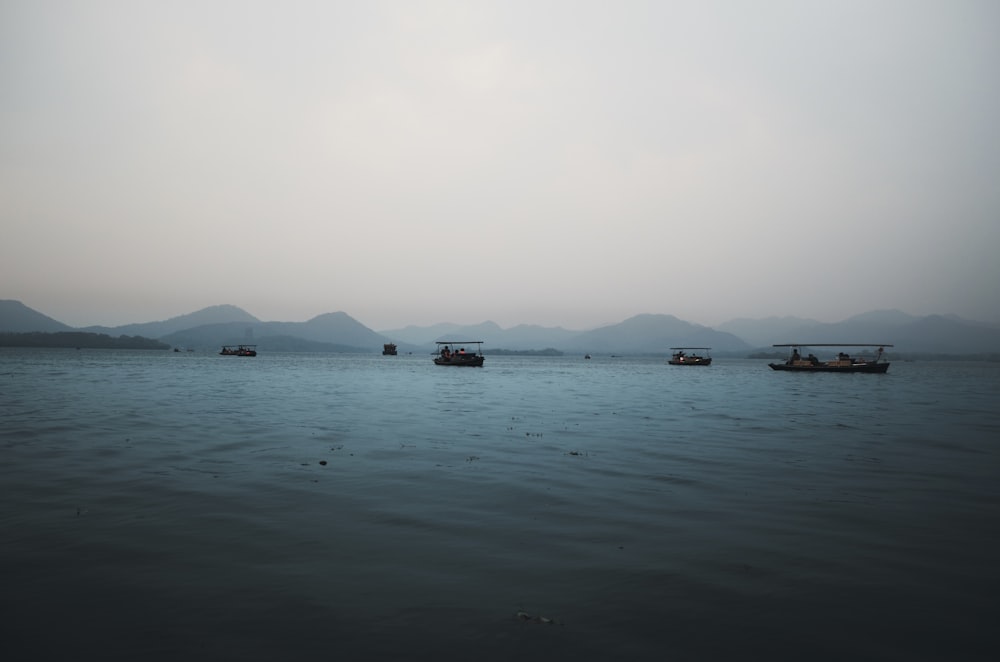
[2,349,998,660]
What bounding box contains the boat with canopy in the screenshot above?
[219,344,257,357]
[433,341,485,367]
[668,347,712,366]
[768,344,892,373]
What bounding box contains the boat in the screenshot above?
[768,344,892,373]
[433,341,485,367]
[382,343,397,355]
[219,344,257,357]
[668,347,712,366]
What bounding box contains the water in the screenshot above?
[2,349,998,661]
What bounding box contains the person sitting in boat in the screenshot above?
[838,352,850,361]
[441,347,452,361]
[807,353,819,365]
[789,348,801,364]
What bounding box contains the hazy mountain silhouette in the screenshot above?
[789,312,1000,354]
[266,312,390,347]
[716,315,822,348]
[841,309,921,326]
[158,312,391,352]
[3,300,999,355]
[383,317,745,353]
[714,310,1000,352]
[0,300,73,332]
[564,314,750,353]
[381,321,503,346]
[894,315,1000,353]
[159,323,372,353]
[82,305,259,338]
[783,309,918,347]
[488,324,580,350]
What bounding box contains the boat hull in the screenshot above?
[769,362,889,373]
[220,346,256,357]
[668,357,711,366]
[434,356,484,367]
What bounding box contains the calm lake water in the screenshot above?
[2,348,998,661]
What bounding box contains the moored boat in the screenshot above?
[220,344,257,357]
[433,341,485,367]
[668,347,712,366]
[768,344,892,373]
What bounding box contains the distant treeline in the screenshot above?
[485,348,564,356]
[0,332,170,350]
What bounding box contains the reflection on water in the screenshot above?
[2,350,998,660]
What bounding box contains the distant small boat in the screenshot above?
[220,344,257,357]
[434,341,485,367]
[668,347,712,366]
[585,354,591,359]
[382,343,398,356]
[769,344,892,373]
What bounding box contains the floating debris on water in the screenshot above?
[515,609,560,625]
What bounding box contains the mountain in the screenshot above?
[381,321,585,351]
[83,305,260,338]
[773,311,1000,354]
[891,315,1000,354]
[382,323,480,346]
[716,315,822,348]
[564,314,751,354]
[3,300,999,355]
[0,300,73,333]
[159,324,372,353]
[841,309,920,326]
[381,321,504,346]
[268,312,391,347]
[157,312,391,352]
[489,324,580,350]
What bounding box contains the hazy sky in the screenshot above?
[3,0,998,330]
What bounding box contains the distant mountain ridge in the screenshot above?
[157,312,389,352]
[81,304,260,338]
[561,314,750,353]
[2,300,998,355]
[716,315,823,348]
[0,300,72,333]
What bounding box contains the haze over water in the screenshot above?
[2,348,998,660]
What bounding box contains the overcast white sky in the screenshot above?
[2,0,998,330]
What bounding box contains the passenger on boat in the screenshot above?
[790,348,801,364]
[441,347,452,361]
[807,353,819,365]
